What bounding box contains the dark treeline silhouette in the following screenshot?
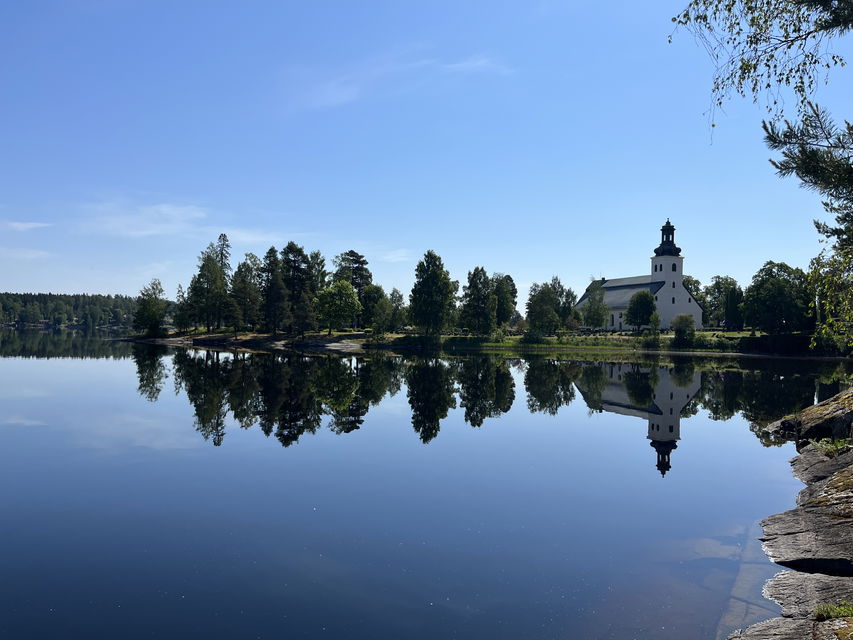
[0,292,136,330]
[128,346,853,449]
[0,328,133,359]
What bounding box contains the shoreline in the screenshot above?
[123,332,850,361]
[728,389,853,639]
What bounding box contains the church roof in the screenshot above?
[576,275,665,310]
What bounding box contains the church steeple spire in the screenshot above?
[654,219,681,257]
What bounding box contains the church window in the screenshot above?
[670,392,673,399]
[610,314,614,326]
[669,425,673,433]
[670,408,673,415]
[688,297,692,303]
[672,282,675,288]
[671,263,676,272]
[654,296,657,301]
[671,297,675,304]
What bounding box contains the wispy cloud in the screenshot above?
[84,201,207,238]
[0,247,51,260]
[442,54,512,75]
[81,199,285,245]
[380,249,414,263]
[0,416,46,427]
[2,221,52,231]
[288,51,512,110]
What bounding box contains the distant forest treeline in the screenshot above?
[0,292,137,330]
[0,327,133,359]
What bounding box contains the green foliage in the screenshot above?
[409,250,457,337]
[388,287,407,332]
[765,104,853,250]
[672,0,848,118]
[333,249,373,302]
[813,438,853,459]
[493,274,518,327]
[625,290,656,330]
[361,284,389,332]
[814,601,853,621]
[260,247,291,334]
[742,261,812,333]
[460,267,498,336]
[526,277,577,337]
[672,314,696,348]
[581,280,608,328]
[316,280,362,335]
[0,292,136,329]
[133,278,167,337]
[811,246,853,348]
[230,259,262,331]
[642,311,662,349]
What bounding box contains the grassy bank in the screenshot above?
[128,327,848,359]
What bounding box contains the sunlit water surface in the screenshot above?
[1,332,847,639]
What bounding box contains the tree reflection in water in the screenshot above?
[131,346,851,451]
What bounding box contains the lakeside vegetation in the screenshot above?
[127,345,852,448]
[118,229,850,357]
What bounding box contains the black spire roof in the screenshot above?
[654,218,681,257]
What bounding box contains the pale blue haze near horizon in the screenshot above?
[2,0,850,305]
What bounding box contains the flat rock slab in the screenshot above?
[761,463,853,575]
[764,571,853,619]
[764,388,853,442]
[728,571,853,639]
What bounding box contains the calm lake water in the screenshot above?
[1,330,850,639]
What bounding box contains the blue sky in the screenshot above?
[2,0,850,306]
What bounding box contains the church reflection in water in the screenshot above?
[575,362,701,477]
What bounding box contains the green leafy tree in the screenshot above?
[492,274,518,327]
[409,250,456,338]
[671,313,696,348]
[388,287,407,331]
[525,282,561,337]
[742,261,812,333]
[625,290,656,331]
[316,280,362,335]
[133,278,167,337]
[360,284,388,330]
[581,280,608,328]
[703,276,742,327]
[672,0,849,119]
[675,1,852,344]
[460,267,498,336]
[173,284,193,333]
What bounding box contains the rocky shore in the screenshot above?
[729,389,853,639]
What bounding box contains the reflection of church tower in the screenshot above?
[645,364,700,477]
[574,362,702,477]
[650,440,677,477]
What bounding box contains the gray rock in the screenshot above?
[763,571,853,619]
[761,463,853,576]
[726,571,853,639]
[764,388,853,442]
[727,617,813,639]
[792,445,853,486]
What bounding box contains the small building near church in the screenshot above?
[575,220,703,330]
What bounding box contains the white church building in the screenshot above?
[575,220,703,330]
